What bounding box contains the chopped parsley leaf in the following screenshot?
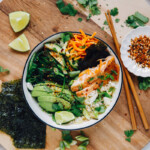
[110,7,119,16]
[56,0,77,16]
[78,17,83,22]
[124,130,134,142]
[87,77,94,82]
[104,20,108,25]
[111,70,118,75]
[115,18,120,23]
[87,13,92,20]
[60,32,73,43]
[0,66,9,73]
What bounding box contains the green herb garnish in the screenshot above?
[87,13,92,20]
[56,0,77,16]
[111,70,118,75]
[138,77,150,90]
[79,45,86,49]
[87,77,94,82]
[104,20,108,25]
[60,32,73,43]
[78,17,83,22]
[77,0,101,16]
[95,105,106,114]
[105,73,114,80]
[110,7,119,16]
[126,11,149,28]
[108,87,115,93]
[115,18,120,23]
[79,84,83,90]
[75,135,89,142]
[0,66,9,73]
[124,130,134,142]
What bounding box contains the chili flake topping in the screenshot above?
[128,35,150,68]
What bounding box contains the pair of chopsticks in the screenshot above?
[105,10,149,130]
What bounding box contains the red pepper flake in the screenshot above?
[128,35,150,68]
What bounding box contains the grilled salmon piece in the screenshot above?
[71,56,115,92]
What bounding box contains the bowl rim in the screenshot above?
[22,31,123,130]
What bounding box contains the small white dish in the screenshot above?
[22,32,123,130]
[120,26,150,77]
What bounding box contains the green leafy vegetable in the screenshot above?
[0,66,9,73]
[60,32,73,43]
[124,130,134,142]
[87,77,94,82]
[108,87,115,93]
[138,77,150,90]
[62,130,73,144]
[56,0,77,16]
[125,138,131,142]
[77,0,101,16]
[105,73,114,80]
[110,7,119,16]
[95,105,106,114]
[59,141,65,150]
[87,13,92,20]
[75,135,89,142]
[111,70,118,75]
[126,11,149,28]
[104,20,108,25]
[115,18,120,23]
[78,17,83,22]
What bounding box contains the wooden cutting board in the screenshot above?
[0,0,150,150]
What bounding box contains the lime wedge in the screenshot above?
[9,34,30,52]
[55,111,75,125]
[9,11,30,32]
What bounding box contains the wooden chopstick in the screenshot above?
[105,10,149,130]
[105,12,137,130]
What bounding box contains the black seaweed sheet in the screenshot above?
[0,80,46,148]
[78,41,110,70]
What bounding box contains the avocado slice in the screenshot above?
[38,102,55,112]
[38,96,71,109]
[31,91,54,97]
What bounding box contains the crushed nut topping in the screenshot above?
[128,35,150,68]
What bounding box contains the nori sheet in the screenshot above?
[0,80,46,148]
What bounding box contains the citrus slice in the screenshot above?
[55,111,75,125]
[9,11,30,32]
[9,34,30,52]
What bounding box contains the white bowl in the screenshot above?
[120,26,150,77]
[22,32,123,130]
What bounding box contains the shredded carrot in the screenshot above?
[66,29,98,59]
[99,59,102,73]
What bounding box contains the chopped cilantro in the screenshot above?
[115,18,120,23]
[108,87,115,93]
[110,7,119,16]
[0,66,9,73]
[62,130,73,144]
[125,138,131,142]
[104,20,108,25]
[79,84,83,90]
[77,0,101,16]
[101,27,104,30]
[78,17,83,22]
[98,75,104,80]
[138,77,150,90]
[60,32,73,43]
[87,77,94,82]
[95,105,106,114]
[87,13,92,20]
[124,130,134,142]
[56,0,77,16]
[111,70,118,75]
[99,82,103,88]
[105,73,114,80]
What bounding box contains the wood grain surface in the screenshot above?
[0,0,150,150]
